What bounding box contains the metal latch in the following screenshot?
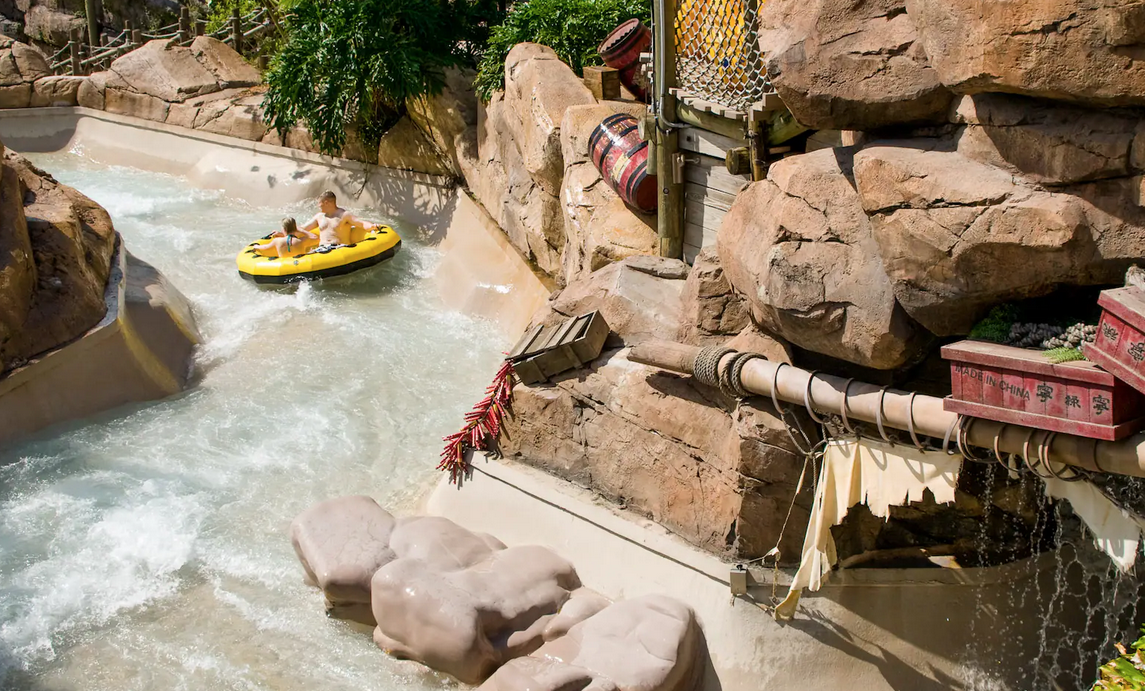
[672,153,698,185]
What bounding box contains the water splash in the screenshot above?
[0,151,507,691]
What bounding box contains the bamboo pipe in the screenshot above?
[628,340,1145,479]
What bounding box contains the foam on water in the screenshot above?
[0,153,505,690]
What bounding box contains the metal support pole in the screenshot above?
[231,7,243,54]
[629,340,1145,479]
[652,0,683,260]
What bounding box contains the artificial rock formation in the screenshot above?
[0,145,116,372]
[480,596,704,691]
[853,141,1145,336]
[460,43,595,279]
[559,102,658,284]
[0,34,48,107]
[907,0,1145,107]
[757,0,952,130]
[292,497,705,690]
[291,496,589,684]
[677,248,751,347]
[717,146,926,369]
[501,256,811,560]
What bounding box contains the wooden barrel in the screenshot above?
[598,19,651,101]
[589,113,657,213]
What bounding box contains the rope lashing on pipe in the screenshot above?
[692,345,732,389]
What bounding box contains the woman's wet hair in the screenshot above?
[281,217,298,235]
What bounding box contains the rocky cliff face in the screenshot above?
[0,142,116,372]
[719,0,1145,370]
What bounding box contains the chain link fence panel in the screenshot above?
[673,0,769,113]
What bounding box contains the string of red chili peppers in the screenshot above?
[438,360,516,485]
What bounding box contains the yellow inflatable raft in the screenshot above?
[236,225,401,284]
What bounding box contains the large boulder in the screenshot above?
[907,0,1145,107]
[22,4,82,46]
[0,37,49,107]
[501,259,811,560]
[375,115,452,176]
[107,39,221,103]
[479,596,704,691]
[503,43,595,197]
[853,143,1144,335]
[0,147,116,372]
[466,93,565,278]
[677,248,751,346]
[559,102,657,283]
[371,524,580,684]
[193,93,267,141]
[758,0,952,130]
[189,36,260,89]
[290,495,397,624]
[717,147,926,369]
[952,93,1144,185]
[406,66,479,177]
[30,75,82,106]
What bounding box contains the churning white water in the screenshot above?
[0,151,508,690]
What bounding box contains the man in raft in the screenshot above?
[303,190,375,249]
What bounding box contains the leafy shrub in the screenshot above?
[262,0,500,155]
[1095,629,1145,690]
[474,0,652,102]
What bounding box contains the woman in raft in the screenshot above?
[253,217,318,258]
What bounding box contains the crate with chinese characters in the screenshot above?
[1083,286,1145,398]
[942,340,1145,441]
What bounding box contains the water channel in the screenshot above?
[0,150,505,690]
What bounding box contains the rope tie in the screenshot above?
[693,346,732,389]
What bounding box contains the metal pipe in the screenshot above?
[629,340,1145,478]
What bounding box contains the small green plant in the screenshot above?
[968,303,1021,343]
[1095,628,1145,690]
[262,0,498,156]
[474,0,652,102]
[1043,346,1086,364]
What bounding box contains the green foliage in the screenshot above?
[262,0,500,155]
[968,304,1020,343]
[1095,629,1145,690]
[475,0,652,102]
[1044,347,1086,364]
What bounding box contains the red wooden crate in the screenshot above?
[1083,286,1145,398]
[941,340,1145,441]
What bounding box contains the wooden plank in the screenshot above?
[683,242,702,265]
[684,183,737,211]
[676,101,746,140]
[683,221,717,256]
[679,127,746,158]
[684,198,727,232]
[683,154,750,196]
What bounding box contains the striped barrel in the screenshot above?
[589,113,657,213]
[598,19,651,102]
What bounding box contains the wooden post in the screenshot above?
[257,54,268,71]
[68,40,80,76]
[131,28,142,45]
[178,6,190,44]
[231,7,242,54]
[653,0,683,260]
[84,0,100,49]
[195,18,205,37]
